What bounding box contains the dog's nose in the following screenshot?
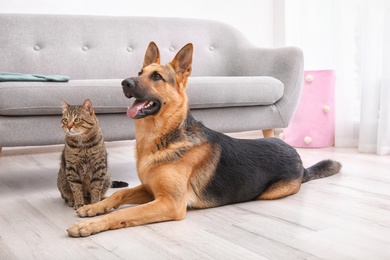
[121,78,136,89]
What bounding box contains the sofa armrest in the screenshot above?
[238,47,304,128]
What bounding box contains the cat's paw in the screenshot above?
[67,199,74,208]
[67,219,108,237]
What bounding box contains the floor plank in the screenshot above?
[1,133,390,260]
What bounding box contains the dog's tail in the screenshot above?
[302,160,341,183]
[111,181,129,188]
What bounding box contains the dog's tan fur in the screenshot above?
[67,43,218,237]
[67,42,341,237]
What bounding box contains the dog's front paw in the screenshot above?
[76,204,98,217]
[67,219,108,237]
[76,202,111,217]
[74,204,84,210]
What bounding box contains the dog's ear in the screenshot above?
[170,43,193,78]
[143,41,160,67]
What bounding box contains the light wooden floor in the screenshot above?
[1,131,390,260]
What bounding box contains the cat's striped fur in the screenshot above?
[57,99,111,210]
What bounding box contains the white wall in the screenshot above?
[0,0,277,47]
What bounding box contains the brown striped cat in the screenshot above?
[57,99,127,210]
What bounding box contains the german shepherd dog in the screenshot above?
[67,42,341,237]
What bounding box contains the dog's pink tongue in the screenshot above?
[127,100,148,118]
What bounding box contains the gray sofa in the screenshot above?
[0,14,304,148]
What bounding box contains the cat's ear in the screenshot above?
[82,99,94,115]
[61,100,71,113]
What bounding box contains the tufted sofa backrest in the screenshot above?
[0,14,254,79]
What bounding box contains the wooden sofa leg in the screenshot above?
[262,129,274,138]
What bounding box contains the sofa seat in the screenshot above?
[0,76,283,116]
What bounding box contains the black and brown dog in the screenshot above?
[67,42,341,237]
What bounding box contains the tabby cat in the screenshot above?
[57,99,126,210]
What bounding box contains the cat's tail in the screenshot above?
[302,159,341,183]
[111,181,129,188]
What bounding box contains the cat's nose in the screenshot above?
[67,122,73,130]
[121,78,136,89]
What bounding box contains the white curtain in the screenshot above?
[284,0,390,155]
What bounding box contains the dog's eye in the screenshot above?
[138,71,142,76]
[152,72,163,81]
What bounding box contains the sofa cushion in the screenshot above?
[187,77,283,108]
[0,76,283,116]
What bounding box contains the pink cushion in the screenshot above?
[283,70,335,148]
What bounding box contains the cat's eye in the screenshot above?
[62,118,68,124]
[74,118,81,123]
